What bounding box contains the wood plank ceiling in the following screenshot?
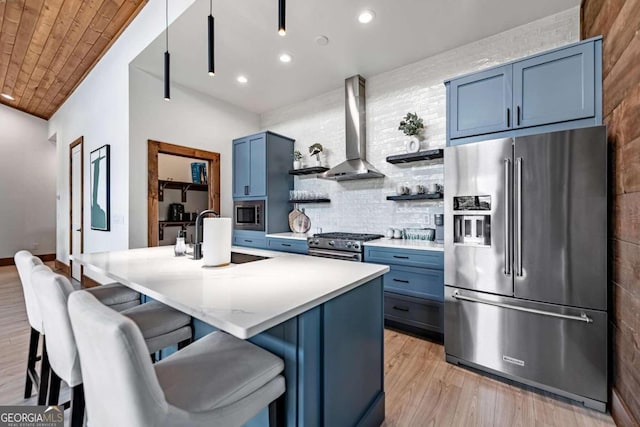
[0,0,147,119]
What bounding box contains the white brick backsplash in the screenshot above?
[261,8,579,235]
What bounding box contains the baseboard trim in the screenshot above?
[81,274,101,289]
[611,388,639,427]
[0,253,56,267]
[54,260,71,276]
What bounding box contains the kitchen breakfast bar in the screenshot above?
[72,246,389,427]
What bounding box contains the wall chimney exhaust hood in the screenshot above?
[319,75,384,181]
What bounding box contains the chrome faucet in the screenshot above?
[193,209,220,260]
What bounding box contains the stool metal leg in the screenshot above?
[37,338,50,406]
[177,338,191,350]
[268,394,285,427]
[47,371,61,406]
[24,328,40,398]
[70,384,85,427]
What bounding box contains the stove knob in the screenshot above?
[346,241,353,249]
[312,239,319,245]
[354,243,360,249]
[328,240,335,246]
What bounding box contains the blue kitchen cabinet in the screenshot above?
[232,134,267,198]
[266,237,308,254]
[232,131,295,249]
[364,246,444,335]
[448,65,513,139]
[513,42,595,129]
[446,37,602,146]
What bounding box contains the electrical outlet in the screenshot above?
[424,215,431,225]
[32,242,39,249]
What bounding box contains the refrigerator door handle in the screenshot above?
[452,291,593,323]
[515,157,523,276]
[504,158,511,276]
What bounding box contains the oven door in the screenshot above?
[308,248,362,262]
[234,201,265,231]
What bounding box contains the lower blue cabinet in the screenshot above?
[365,246,444,335]
[232,230,267,249]
[266,237,308,254]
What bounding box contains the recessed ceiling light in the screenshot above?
[237,75,248,84]
[1,93,15,101]
[358,10,375,24]
[279,53,292,63]
[315,35,329,46]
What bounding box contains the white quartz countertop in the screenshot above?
[72,246,388,339]
[364,238,444,252]
[265,232,310,241]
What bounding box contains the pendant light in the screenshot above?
[164,0,170,100]
[278,0,286,36]
[208,0,215,76]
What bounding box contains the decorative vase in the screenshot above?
[406,137,420,153]
[293,160,301,169]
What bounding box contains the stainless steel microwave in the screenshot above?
[234,200,265,231]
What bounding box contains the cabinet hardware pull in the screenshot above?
[504,158,511,276]
[506,108,511,127]
[244,239,253,243]
[392,306,410,312]
[452,291,592,323]
[392,278,410,284]
[282,243,292,247]
[515,157,523,277]
[517,106,521,126]
[393,255,410,259]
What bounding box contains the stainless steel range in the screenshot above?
[308,232,383,262]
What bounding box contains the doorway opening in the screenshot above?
[147,140,220,247]
[69,137,84,282]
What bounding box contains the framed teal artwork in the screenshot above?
[90,144,110,231]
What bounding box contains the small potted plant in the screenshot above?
[293,150,303,169]
[308,143,324,166]
[398,112,425,153]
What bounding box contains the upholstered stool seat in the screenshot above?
[68,291,286,427]
[155,330,284,412]
[85,283,140,311]
[121,301,192,354]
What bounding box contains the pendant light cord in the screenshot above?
[165,0,169,51]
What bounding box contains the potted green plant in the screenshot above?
[398,112,425,153]
[293,150,303,169]
[308,143,324,166]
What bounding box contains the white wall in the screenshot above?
[48,0,197,264]
[261,7,580,234]
[128,67,260,248]
[158,154,202,182]
[0,104,56,258]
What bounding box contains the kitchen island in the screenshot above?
[72,246,389,427]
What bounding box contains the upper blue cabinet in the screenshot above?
[233,134,267,198]
[449,65,513,139]
[513,43,595,128]
[446,37,602,146]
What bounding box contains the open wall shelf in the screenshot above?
[288,166,330,176]
[158,221,195,240]
[159,180,208,202]
[288,199,331,204]
[386,149,444,164]
[386,193,443,201]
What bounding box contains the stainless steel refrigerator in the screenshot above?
[444,126,608,411]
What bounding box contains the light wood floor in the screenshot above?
[0,264,616,426]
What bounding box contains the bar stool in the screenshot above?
[14,251,142,402]
[68,290,286,427]
[31,267,194,426]
[14,251,48,403]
